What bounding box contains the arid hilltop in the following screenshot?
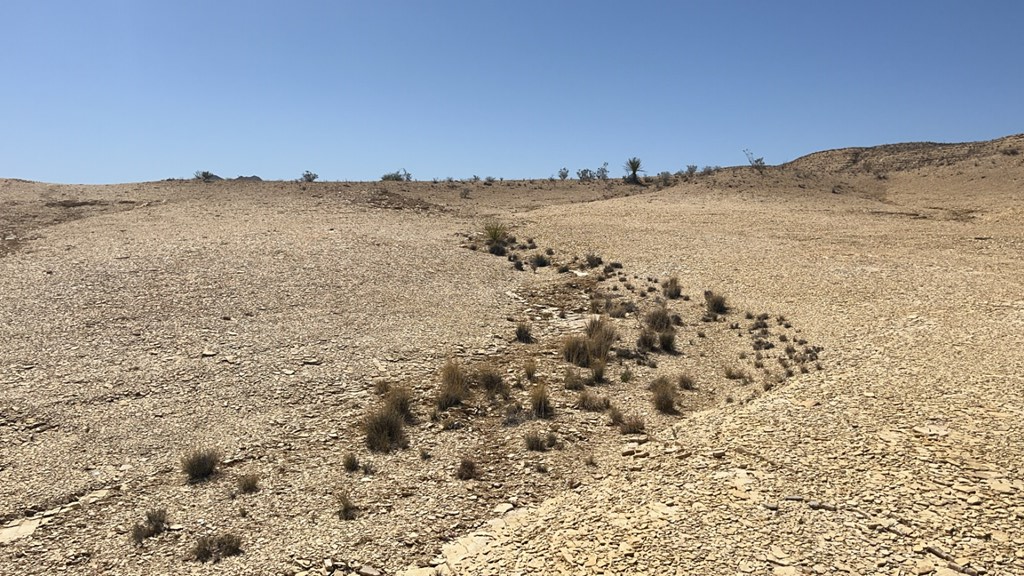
[1,134,1023,576]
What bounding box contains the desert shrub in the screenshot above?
[564,368,586,391]
[657,171,674,186]
[516,322,533,343]
[525,431,547,451]
[475,365,507,397]
[724,366,749,381]
[483,221,509,246]
[363,405,407,452]
[236,473,259,494]
[456,458,478,480]
[704,290,728,315]
[585,253,603,268]
[585,317,617,362]
[619,413,646,434]
[503,402,527,427]
[637,329,658,352]
[130,508,168,545]
[530,384,554,418]
[650,377,677,414]
[576,390,610,412]
[659,330,677,353]
[337,493,359,520]
[530,253,550,268]
[577,168,595,181]
[558,167,569,180]
[686,164,698,178]
[343,452,360,472]
[645,307,672,332]
[557,264,570,273]
[624,157,643,184]
[192,533,243,562]
[301,170,318,182]
[678,373,696,390]
[620,367,633,383]
[523,358,538,381]
[562,334,590,367]
[437,360,470,410]
[662,277,682,299]
[381,169,412,181]
[182,448,221,483]
[744,149,766,175]
[383,385,414,423]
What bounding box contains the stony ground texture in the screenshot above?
[2,135,1023,576]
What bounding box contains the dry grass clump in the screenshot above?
[437,360,470,410]
[585,316,617,360]
[337,492,359,520]
[608,406,624,426]
[236,473,259,494]
[659,330,677,353]
[678,373,696,390]
[590,359,606,383]
[645,307,673,332]
[563,368,586,391]
[383,385,414,422]
[525,431,548,451]
[483,221,509,246]
[343,452,360,472]
[182,448,221,483]
[562,334,590,367]
[662,276,682,299]
[515,322,533,343]
[637,329,658,352]
[523,358,538,381]
[650,376,678,414]
[724,366,750,381]
[192,533,243,562]
[619,413,647,434]
[585,253,603,268]
[576,390,610,412]
[704,290,729,315]
[363,405,407,452]
[475,365,507,397]
[620,367,634,383]
[530,384,554,418]
[456,458,479,480]
[130,509,168,545]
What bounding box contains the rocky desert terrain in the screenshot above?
[1,134,1023,576]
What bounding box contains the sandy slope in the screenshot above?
[1,135,1023,576]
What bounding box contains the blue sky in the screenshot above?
[1,1,1021,184]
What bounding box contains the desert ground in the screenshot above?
[1,135,1023,576]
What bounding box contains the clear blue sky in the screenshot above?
[1,1,1021,184]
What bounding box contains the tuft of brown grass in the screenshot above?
[192,533,243,562]
[236,473,259,494]
[516,322,533,343]
[456,458,479,480]
[619,413,647,434]
[678,373,696,390]
[530,384,554,418]
[363,405,407,453]
[589,359,606,383]
[437,360,470,410]
[181,448,221,483]
[383,385,414,423]
[704,290,729,315]
[562,334,590,367]
[343,452,360,472]
[337,492,359,520]
[523,358,538,381]
[475,365,507,397]
[662,276,682,299]
[659,330,677,353]
[525,431,548,451]
[576,390,610,412]
[130,508,168,545]
[608,406,624,426]
[563,368,586,391]
[637,329,658,352]
[645,307,672,332]
[650,377,677,414]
